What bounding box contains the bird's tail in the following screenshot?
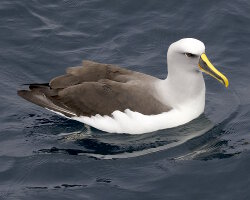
[18,83,76,117]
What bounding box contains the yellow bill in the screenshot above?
[198,53,229,87]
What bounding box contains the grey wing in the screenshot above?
[49,60,156,89]
[55,80,170,116]
[17,60,168,117]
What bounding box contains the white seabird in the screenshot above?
[18,38,229,134]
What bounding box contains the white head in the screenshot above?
[157,38,229,113]
[167,38,205,75]
[166,38,228,87]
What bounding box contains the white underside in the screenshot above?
[47,102,203,134]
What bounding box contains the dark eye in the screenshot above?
[185,53,196,58]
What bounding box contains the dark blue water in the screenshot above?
[1,0,250,199]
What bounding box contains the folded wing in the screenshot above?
[18,60,171,117]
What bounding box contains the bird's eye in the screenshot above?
[185,53,196,58]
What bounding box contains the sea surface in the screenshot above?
[1,0,250,199]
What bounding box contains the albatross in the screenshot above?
[18,38,229,134]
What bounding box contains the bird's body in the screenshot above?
[18,38,228,134]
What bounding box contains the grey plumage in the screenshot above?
[18,60,171,117]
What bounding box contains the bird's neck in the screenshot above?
[155,66,206,112]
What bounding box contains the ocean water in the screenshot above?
[1,0,250,199]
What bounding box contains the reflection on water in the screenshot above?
[37,114,214,159]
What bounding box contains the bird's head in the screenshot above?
[167,38,229,87]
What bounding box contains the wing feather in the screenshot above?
[18,60,170,117]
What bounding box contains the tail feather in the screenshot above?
[24,83,50,90]
[18,85,76,117]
